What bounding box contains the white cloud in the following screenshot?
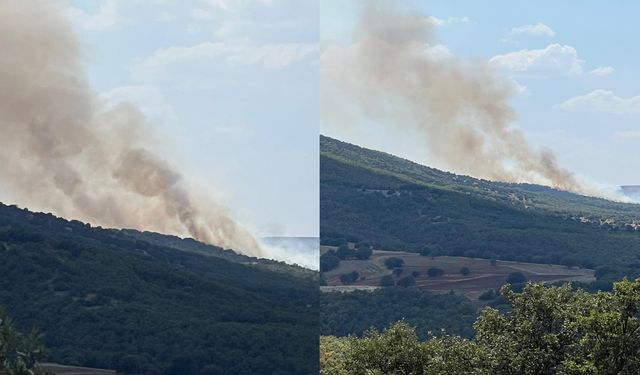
[201,0,274,11]
[507,77,529,96]
[489,44,584,76]
[589,66,615,76]
[557,90,640,114]
[191,8,213,20]
[65,0,119,31]
[202,0,232,11]
[613,130,640,142]
[510,22,555,37]
[131,41,318,81]
[428,16,471,26]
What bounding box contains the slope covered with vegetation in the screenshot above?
[0,203,318,375]
[321,280,640,375]
[320,288,476,339]
[320,136,640,285]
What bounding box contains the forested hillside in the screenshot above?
[320,136,640,285]
[321,288,476,339]
[0,203,318,375]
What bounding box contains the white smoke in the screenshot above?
[322,2,597,196]
[0,0,263,256]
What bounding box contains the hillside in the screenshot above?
[321,136,640,226]
[123,230,317,278]
[320,135,640,285]
[0,202,318,375]
[321,287,477,340]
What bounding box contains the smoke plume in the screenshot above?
[322,2,593,195]
[0,0,262,256]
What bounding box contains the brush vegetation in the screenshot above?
[321,288,476,339]
[321,279,640,375]
[0,309,51,375]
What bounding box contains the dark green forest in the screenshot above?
[320,135,640,286]
[320,288,476,339]
[0,202,318,375]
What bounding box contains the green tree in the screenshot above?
[336,245,355,260]
[474,283,583,374]
[166,356,195,375]
[384,257,404,269]
[427,268,444,277]
[380,275,395,287]
[355,246,373,260]
[0,309,51,375]
[320,254,341,272]
[397,276,415,288]
[340,271,359,285]
[565,279,640,374]
[199,364,224,375]
[506,272,526,284]
[320,279,640,375]
[117,355,143,374]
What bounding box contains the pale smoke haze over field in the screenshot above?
[0,1,264,256]
[261,237,319,270]
[322,2,596,196]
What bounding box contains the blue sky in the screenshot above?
[67,0,318,237]
[322,1,640,189]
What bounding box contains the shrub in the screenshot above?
[506,272,526,285]
[397,276,415,288]
[384,257,404,269]
[380,275,395,287]
[427,268,444,277]
[320,254,340,272]
[478,289,497,301]
[340,271,359,285]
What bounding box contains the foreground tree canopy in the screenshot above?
[0,309,51,375]
[321,279,640,375]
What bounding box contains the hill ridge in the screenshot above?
[320,135,640,227]
[0,201,318,374]
[320,135,640,285]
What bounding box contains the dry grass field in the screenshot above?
[322,250,595,300]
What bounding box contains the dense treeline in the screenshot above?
[320,154,640,285]
[320,288,476,339]
[321,279,640,375]
[0,203,318,374]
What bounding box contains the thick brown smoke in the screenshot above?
[322,2,593,194]
[0,0,262,256]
